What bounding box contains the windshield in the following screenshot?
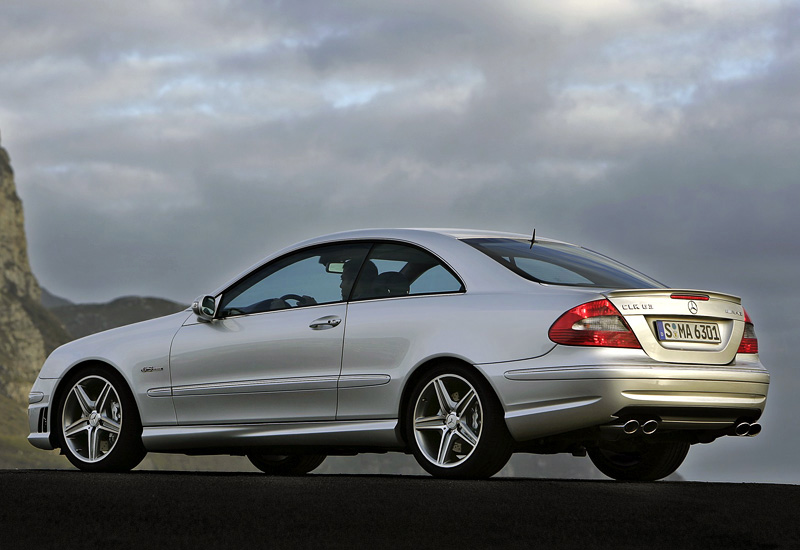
[463,238,664,289]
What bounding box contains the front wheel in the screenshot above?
[247,454,326,475]
[588,441,690,481]
[57,367,146,472]
[405,364,513,479]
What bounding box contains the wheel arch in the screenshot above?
[396,356,497,446]
[48,359,142,449]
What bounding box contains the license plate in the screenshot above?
[656,320,721,344]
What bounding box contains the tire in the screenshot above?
[247,454,326,475]
[405,363,513,479]
[56,366,146,472]
[588,441,690,481]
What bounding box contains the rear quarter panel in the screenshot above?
[337,287,602,420]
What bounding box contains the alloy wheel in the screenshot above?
[61,375,124,463]
[412,374,483,468]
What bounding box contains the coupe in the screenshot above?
[28,229,769,480]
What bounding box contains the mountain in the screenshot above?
[49,296,186,339]
[39,288,73,309]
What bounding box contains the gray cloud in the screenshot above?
[2,0,798,482]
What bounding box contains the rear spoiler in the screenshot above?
[604,288,741,305]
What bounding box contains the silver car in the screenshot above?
[27,229,769,480]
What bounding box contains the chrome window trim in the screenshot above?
[347,289,466,305]
[205,300,344,321]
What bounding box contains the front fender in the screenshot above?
[38,311,192,427]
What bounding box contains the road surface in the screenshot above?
[2,470,797,549]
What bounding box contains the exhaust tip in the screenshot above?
[735,422,751,436]
[641,419,659,435]
[748,423,762,437]
[623,419,640,435]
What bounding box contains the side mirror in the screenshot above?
[191,295,217,322]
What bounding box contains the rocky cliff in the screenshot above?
[0,142,70,404]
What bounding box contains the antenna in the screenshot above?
[529,228,536,249]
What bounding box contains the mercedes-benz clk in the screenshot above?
[27,229,769,480]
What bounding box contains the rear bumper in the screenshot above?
[476,348,769,442]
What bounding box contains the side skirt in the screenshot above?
[141,419,401,452]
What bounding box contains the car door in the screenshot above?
[169,242,371,425]
[337,241,466,420]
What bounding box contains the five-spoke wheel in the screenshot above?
[406,364,512,478]
[413,374,483,468]
[62,375,123,462]
[58,368,146,471]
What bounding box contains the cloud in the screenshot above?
[2,0,799,481]
[1,0,794,295]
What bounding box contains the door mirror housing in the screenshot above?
[191,295,217,322]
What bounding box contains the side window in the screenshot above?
[219,243,371,317]
[409,264,462,294]
[351,242,463,301]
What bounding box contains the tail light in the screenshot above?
[549,299,641,349]
[737,309,758,354]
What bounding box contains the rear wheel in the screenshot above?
[588,441,690,481]
[405,363,512,479]
[57,367,146,472]
[247,454,326,475]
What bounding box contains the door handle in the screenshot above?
[309,316,342,330]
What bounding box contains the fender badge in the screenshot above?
[141,366,164,373]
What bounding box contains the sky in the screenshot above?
[1,0,799,483]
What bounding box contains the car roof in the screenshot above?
[209,228,573,296]
[409,228,530,239]
[293,227,569,245]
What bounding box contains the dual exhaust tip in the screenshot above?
[599,418,658,441]
[734,422,762,437]
[622,419,659,436]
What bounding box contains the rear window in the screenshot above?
[463,238,663,289]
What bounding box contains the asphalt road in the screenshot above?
[2,470,798,549]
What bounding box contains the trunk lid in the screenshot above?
[606,289,745,365]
